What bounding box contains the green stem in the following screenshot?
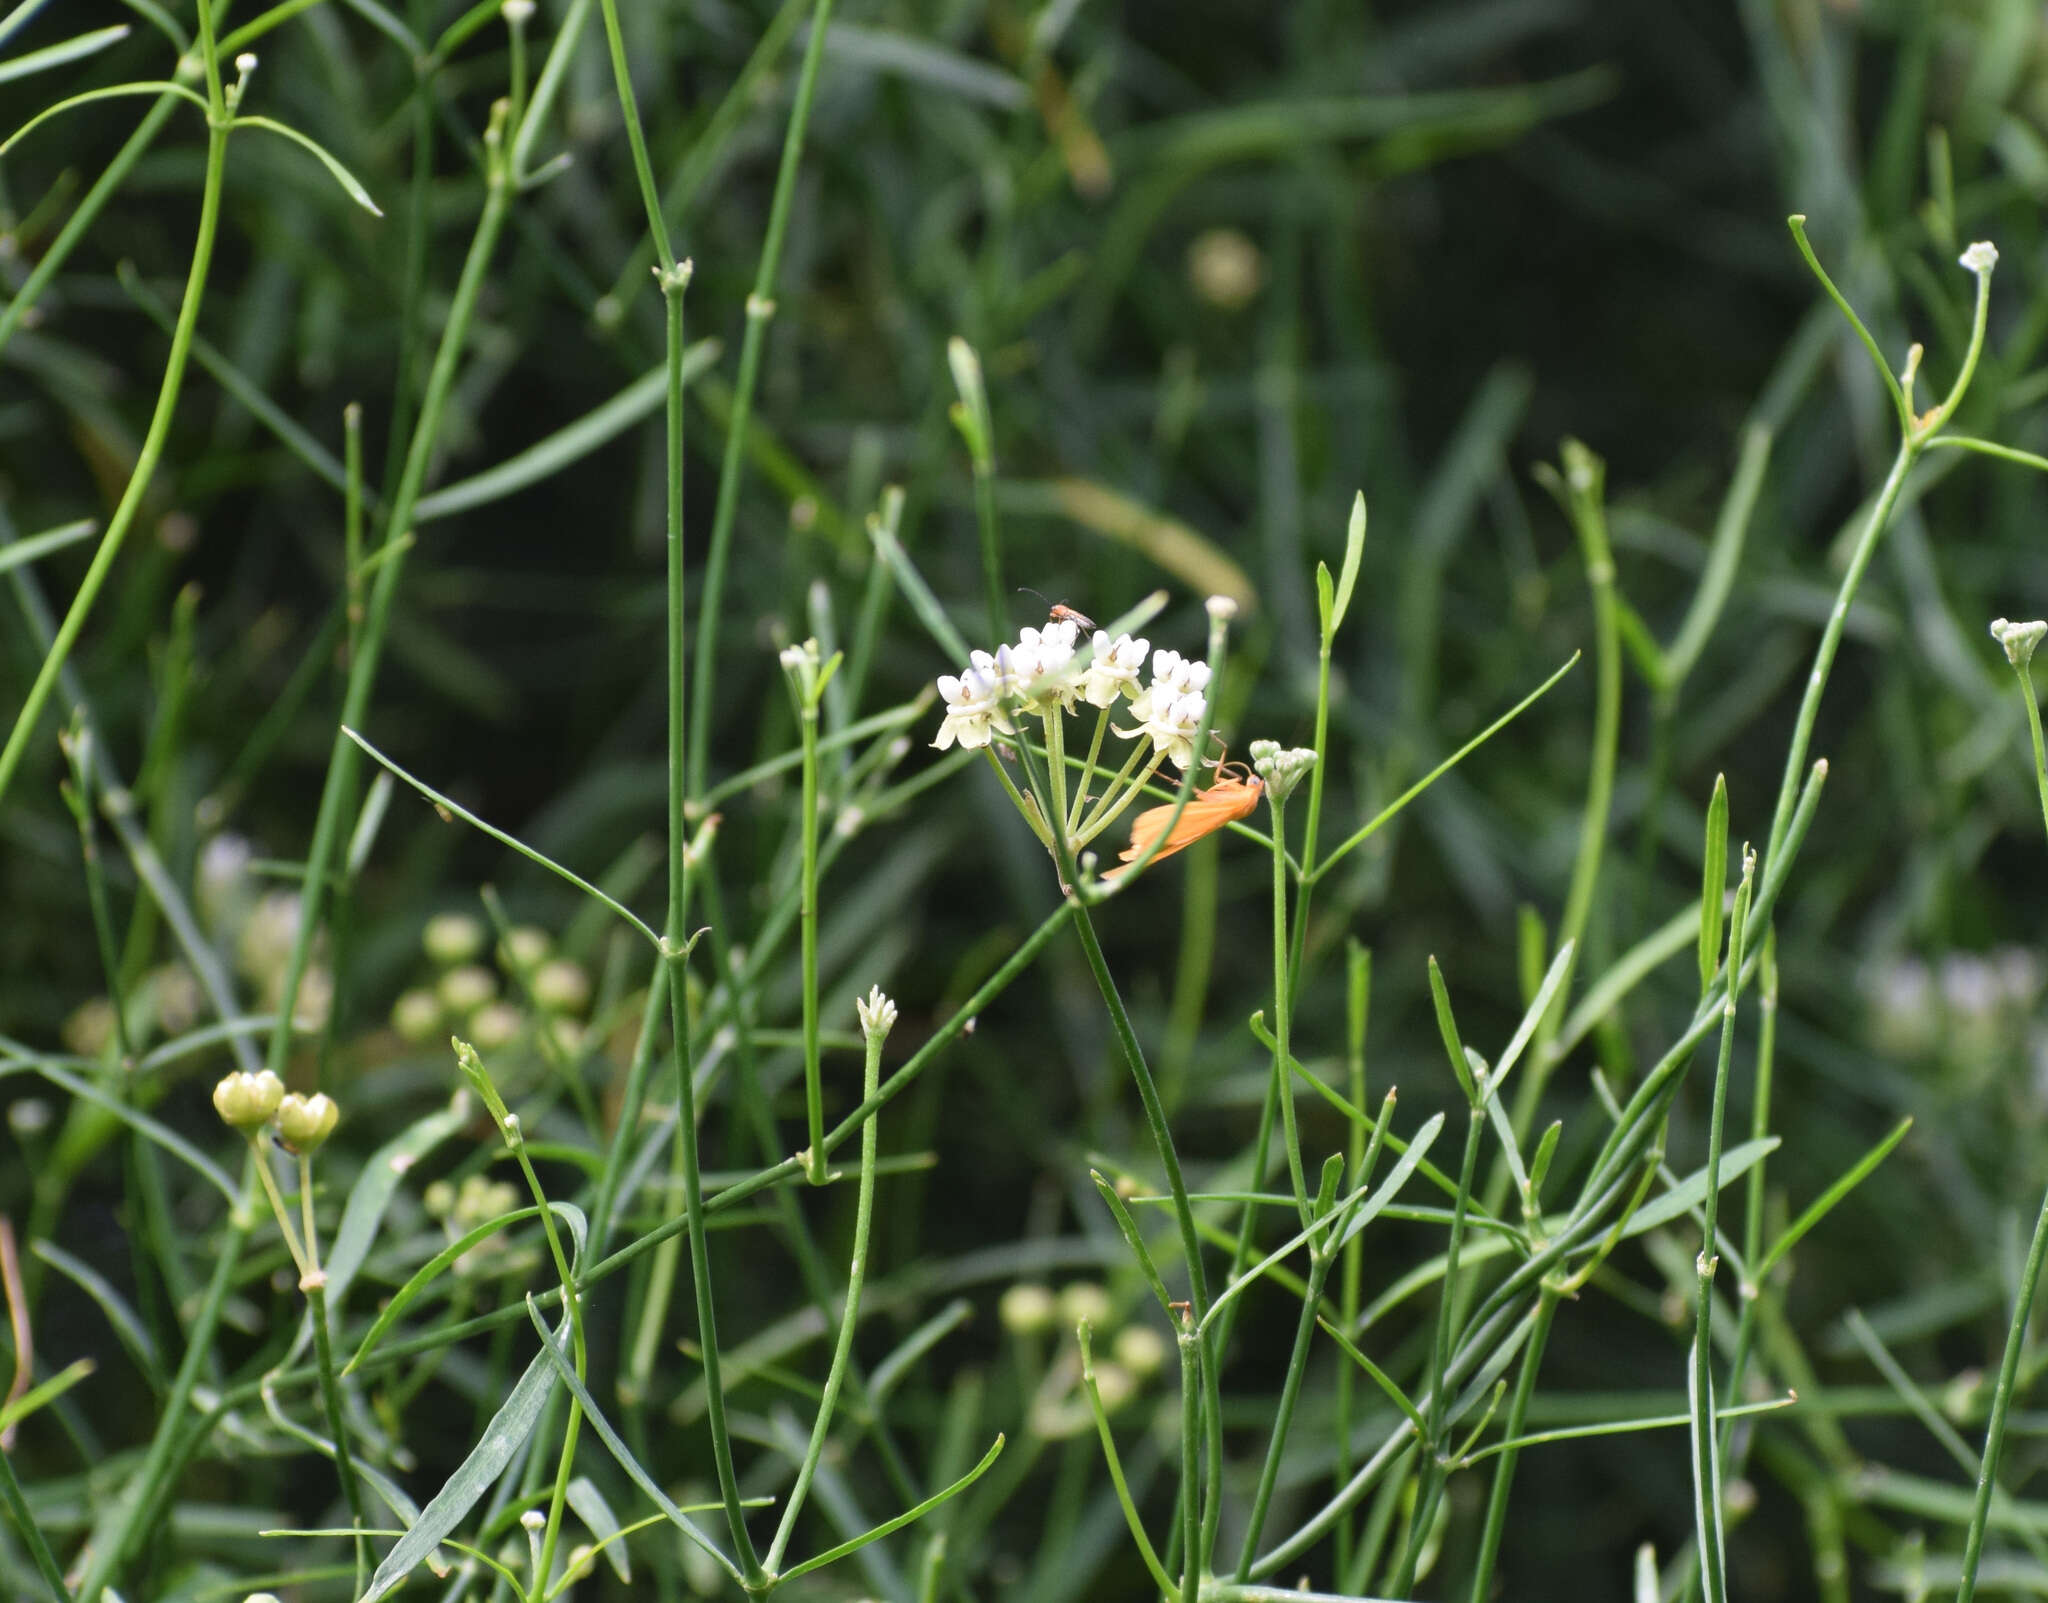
[1394,1100,1486,1596]
[687,0,838,797]
[0,1440,67,1603]
[1069,704,1111,835]
[1267,792,1309,1227]
[1957,643,2048,1603]
[0,116,229,815]
[1177,1323,1203,1603]
[1234,1250,1334,1578]
[799,688,826,1183]
[266,127,515,1078]
[306,1281,370,1592]
[1761,440,1914,877]
[1466,1287,1559,1603]
[767,1007,885,1571]
[68,1154,255,1603]
[1511,449,1619,1144]
[1069,904,1209,1319]
[0,95,182,359]
[654,235,761,1575]
[1691,858,1754,1603]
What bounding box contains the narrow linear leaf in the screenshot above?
[414,341,720,521]
[324,1093,474,1315]
[0,25,130,87]
[31,1239,160,1388]
[1699,775,1728,992]
[777,1433,1006,1585]
[0,1358,94,1435]
[231,115,383,215]
[356,1315,570,1603]
[566,1477,631,1583]
[2,80,207,156]
[1317,1317,1428,1437]
[1619,1137,1779,1240]
[1759,1117,1913,1280]
[0,519,94,576]
[521,1299,741,1583]
[343,727,661,948]
[12,1061,237,1202]
[1332,491,1367,633]
[345,1202,582,1373]
[1332,1111,1447,1252]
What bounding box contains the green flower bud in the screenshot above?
[437,963,497,1014]
[531,958,590,1014]
[275,1090,339,1154]
[391,987,442,1043]
[501,925,551,969]
[212,1068,285,1131]
[423,911,485,966]
[1058,1281,1113,1330]
[1991,617,2047,669]
[1248,738,1318,804]
[999,1283,1056,1335]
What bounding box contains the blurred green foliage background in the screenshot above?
[12,0,2048,1598]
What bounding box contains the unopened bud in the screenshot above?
[1248,739,1318,804]
[1991,617,2047,669]
[275,1091,339,1154]
[855,984,897,1042]
[212,1069,284,1131]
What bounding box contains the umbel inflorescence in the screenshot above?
[931,606,1263,882]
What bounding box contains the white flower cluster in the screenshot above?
[933,622,1213,771]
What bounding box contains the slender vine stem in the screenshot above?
[687,0,838,796]
[0,110,228,814]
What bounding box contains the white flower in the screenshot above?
[1126,649,1209,727]
[1081,632,1148,708]
[1205,594,1238,621]
[1130,689,1207,769]
[1960,241,1999,275]
[856,984,898,1040]
[933,664,1003,750]
[1012,622,1082,712]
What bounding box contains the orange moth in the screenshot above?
[1110,765,1263,879]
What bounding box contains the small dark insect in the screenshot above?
[1016,586,1096,633]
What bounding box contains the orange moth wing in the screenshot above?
[1110,773,1263,878]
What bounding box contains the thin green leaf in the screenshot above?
[342,727,662,948]
[1315,654,1579,880]
[10,1061,236,1202]
[356,1314,570,1603]
[324,1093,474,1316]
[566,1477,630,1583]
[345,1203,582,1373]
[0,520,94,576]
[0,1358,93,1435]
[1317,1316,1428,1438]
[31,1239,160,1389]
[1331,1111,1447,1253]
[1699,774,1729,992]
[1091,1169,1176,1319]
[521,1298,741,1582]
[776,1434,1006,1585]
[230,115,383,216]
[414,342,721,521]
[1331,490,1367,634]
[1665,426,1772,687]
[1,81,209,155]
[1621,1137,1780,1240]
[1427,958,1477,1104]
[871,521,971,667]
[1758,1117,1913,1280]
[0,25,130,87]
